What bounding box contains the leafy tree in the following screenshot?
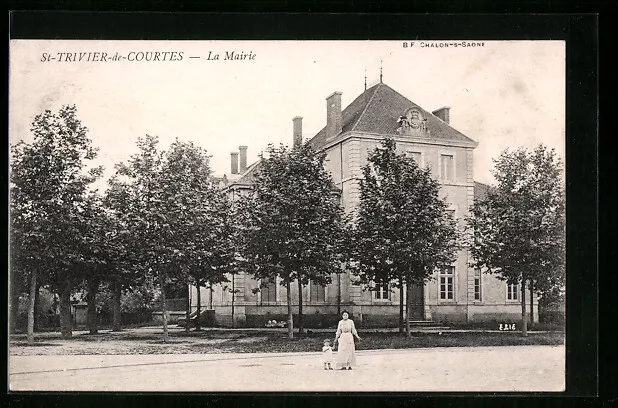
[112,135,176,340]
[237,143,346,338]
[121,278,158,315]
[9,199,32,334]
[75,193,107,335]
[102,176,148,331]
[468,145,565,336]
[156,140,232,331]
[10,105,102,341]
[79,191,136,335]
[333,215,356,317]
[110,136,232,339]
[352,138,460,337]
[8,260,29,334]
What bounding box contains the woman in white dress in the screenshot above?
[334,311,361,370]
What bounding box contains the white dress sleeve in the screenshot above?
[335,321,342,338]
[351,320,358,336]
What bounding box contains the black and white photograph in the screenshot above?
[9,39,566,392]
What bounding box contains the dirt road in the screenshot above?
[9,345,564,392]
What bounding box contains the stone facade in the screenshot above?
[189,82,537,327]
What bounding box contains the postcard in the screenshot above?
[9,38,566,393]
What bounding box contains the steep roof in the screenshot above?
[229,160,260,186]
[308,82,476,149]
[474,181,491,202]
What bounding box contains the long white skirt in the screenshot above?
[336,333,356,367]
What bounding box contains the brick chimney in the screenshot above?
[239,146,248,173]
[432,106,450,124]
[293,116,303,147]
[326,91,343,140]
[230,152,239,175]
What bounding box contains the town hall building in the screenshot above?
[189,80,538,328]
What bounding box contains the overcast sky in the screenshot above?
[9,40,565,187]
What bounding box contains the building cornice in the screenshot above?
[320,130,479,151]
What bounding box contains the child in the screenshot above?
[322,339,334,370]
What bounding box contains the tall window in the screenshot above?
[474,268,482,301]
[407,151,422,166]
[261,280,277,303]
[507,283,519,300]
[375,282,390,300]
[309,281,326,302]
[440,154,454,182]
[245,279,259,301]
[440,266,455,300]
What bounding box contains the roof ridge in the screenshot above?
[350,83,382,132]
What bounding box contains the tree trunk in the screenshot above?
[196,280,202,331]
[337,273,341,317]
[33,281,40,331]
[27,270,37,344]
[231,274,235,328]
[58,277,73,339]
[399,282,404,334]
[112,281,122,332]
[297,279,304,335]
[160,270,169,342]
[286,280,294,339]
[521,278,528,337]
[10,291,20,334]
[529,280,534,330]
[185,283,191,332]
[87,279,99,335]
[10,269,22,334]
[405,283,412,338]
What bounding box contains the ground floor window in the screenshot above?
[309,281,326,302]
[507,283,519,301]
[260,279,277,303]
[440,266,455,300]
[245,279,258,302]
[375,282,390,300]
[474,268,482,301]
